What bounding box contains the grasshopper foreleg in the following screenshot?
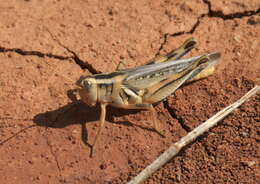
[91,103,107,156]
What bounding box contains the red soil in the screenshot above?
[0,0,259,183]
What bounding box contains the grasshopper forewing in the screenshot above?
[76,38,221,155]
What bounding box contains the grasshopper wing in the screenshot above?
[143,54,220,103]
[123,53,220,92]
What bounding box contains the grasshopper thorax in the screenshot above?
[76,76,98,106]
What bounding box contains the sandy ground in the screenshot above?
[0,0,259,183]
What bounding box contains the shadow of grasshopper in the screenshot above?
[32,89,160,153]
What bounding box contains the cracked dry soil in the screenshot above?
[0,0,259,183]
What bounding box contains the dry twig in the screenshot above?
[128,85,260,184]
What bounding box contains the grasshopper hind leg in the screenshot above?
[116,60,126,70]
[111,103,165,137]
[146,37,197,65]
[144,55,211,104]
[116,38,197,71]
[149,105,166,137]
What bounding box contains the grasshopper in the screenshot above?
[76,38,220,153]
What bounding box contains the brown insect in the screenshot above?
[76,38,220,154]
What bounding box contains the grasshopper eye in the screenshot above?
[78,77,97,107]
[83,80,92,89]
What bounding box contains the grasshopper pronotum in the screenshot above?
[76,38,220,154]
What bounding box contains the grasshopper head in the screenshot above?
[76,76,98,106]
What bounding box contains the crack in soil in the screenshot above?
[59,45,100,74]
[43,130,62,176]
[163,100,191,132]
[157,1,259,53]
[0,45,99,74]
[155,15,203,54]
[45,29,100,74]
[0,46,70,60]
[0,41,100,75]
[203,0,260,20]
[171,17,204,37]
[155,33,169,57]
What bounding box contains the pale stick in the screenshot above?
[128,85,260,184]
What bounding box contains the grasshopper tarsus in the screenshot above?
[116,60,126,71]
[90,146,95,158]
[155,129,166,138]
